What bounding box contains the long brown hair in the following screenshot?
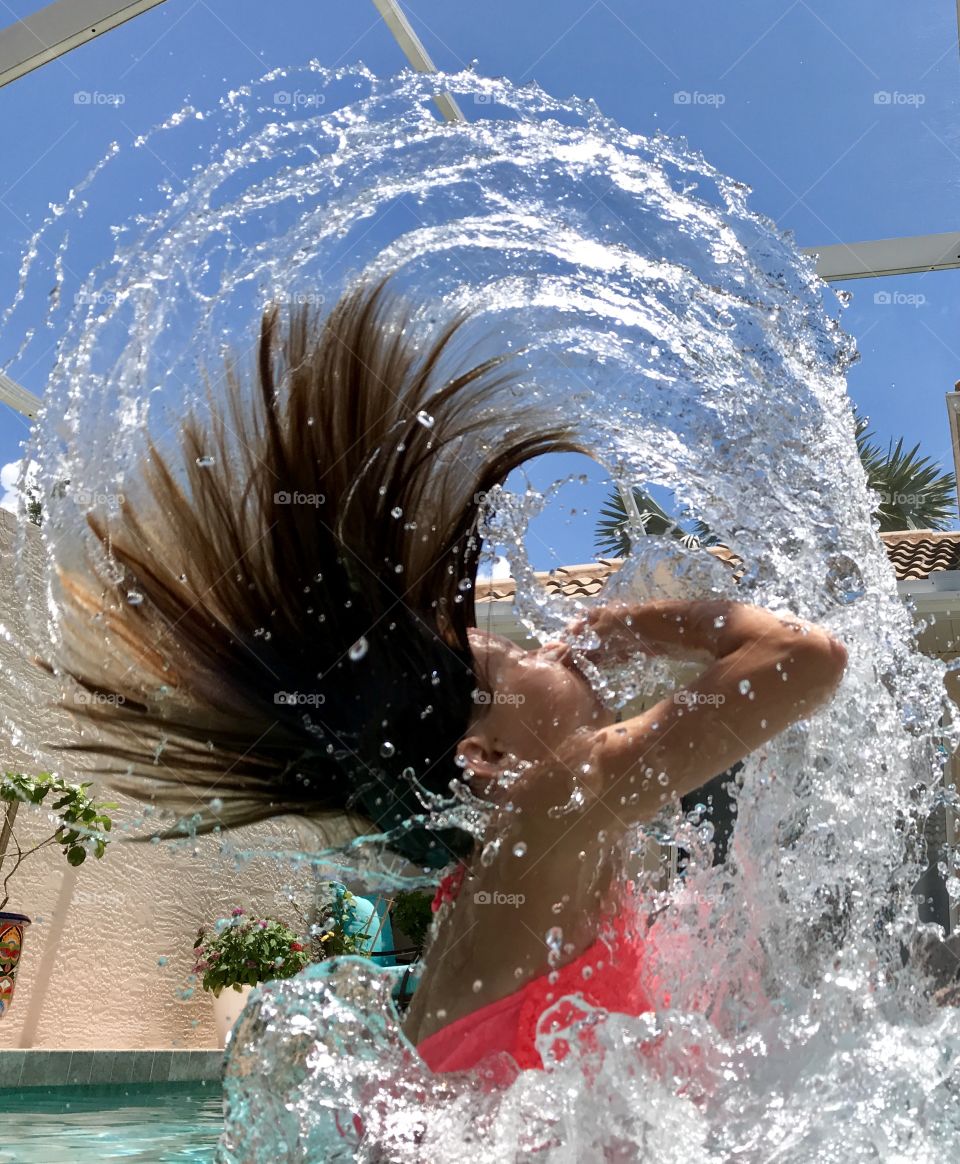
[47,277,583,868]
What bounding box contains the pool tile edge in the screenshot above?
[0,1049,224,1088]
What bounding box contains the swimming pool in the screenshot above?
[0,1083,222,1162]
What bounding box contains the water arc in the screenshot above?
[3,65,958,1159]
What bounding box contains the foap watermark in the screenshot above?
[74,90,126,106]
[473,489,502,508]
[881,490,930,506]
[274,691,325,707]
[74,289,120,308]
[674,690,725,707]
[274,90,325,110]
[274,490,326,506]
[72,692,126,706]
[674,90,726,107]
[874,290,926,308]
[73,489,125,507]
[290,292,325,307]
[874,90,926,107]
[473,890,525,907]
[473,689,525,706]
[73,889,120,908]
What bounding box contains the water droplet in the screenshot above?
[472,979,483,993]
[390,506,403,519]
[657,772,669,786]
[416,410,434,428]
[739,679,752,695]
[348,637,368,661]
[512,841,527,857]
[126,590,144,606]
[195,455,216,467]
[825,553,865,605]
[480,838,501,866]
[380,741,396,758]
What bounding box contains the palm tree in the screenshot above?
[854,411,956,532]
[595,410,957,558]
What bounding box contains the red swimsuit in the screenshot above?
[418,867,659,1076]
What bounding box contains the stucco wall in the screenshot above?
[0,509,322,1049]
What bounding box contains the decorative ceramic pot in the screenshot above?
[212,983,254,1047]
[0,911,30,1018]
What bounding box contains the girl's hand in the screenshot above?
[563,601,717,666]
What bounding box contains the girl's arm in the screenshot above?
[521,599,847,845]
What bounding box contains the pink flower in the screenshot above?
[258,920,268,929]
[231,907,245,917]
[289,941,304,952]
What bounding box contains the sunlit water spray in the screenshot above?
[4,64,959,1160]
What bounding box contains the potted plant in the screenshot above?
[389,889,434,1011]
[193,910,313,1045]
[194,890,379,1046]
[0,771,114,1017]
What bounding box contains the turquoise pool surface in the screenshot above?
[0,1083,222,1161]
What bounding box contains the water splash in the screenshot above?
[5,64,959,1159]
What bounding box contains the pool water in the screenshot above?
[0,1083,222,1162]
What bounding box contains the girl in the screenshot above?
[50,277,846,1074]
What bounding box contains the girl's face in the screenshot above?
[457,629,615,796]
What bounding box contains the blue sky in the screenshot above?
[1,1,960,567]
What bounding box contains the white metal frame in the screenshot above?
[802,232,960,282]
[0,0,167,89]
[0,372,40,417]
[371,0,463,122]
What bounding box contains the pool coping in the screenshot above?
[0,1049,224,1088]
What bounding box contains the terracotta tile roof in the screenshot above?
[880,530,960,581]
[474,531,960,602]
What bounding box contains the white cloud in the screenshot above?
[476,554,512,582]
[0,460,40,517]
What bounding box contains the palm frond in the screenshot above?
[595,487,719,557]
[854,406,956,531]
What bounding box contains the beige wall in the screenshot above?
[0,509,318,1049]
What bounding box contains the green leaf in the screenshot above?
[66,846,87,867]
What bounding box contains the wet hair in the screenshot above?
[46,277,583,868]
